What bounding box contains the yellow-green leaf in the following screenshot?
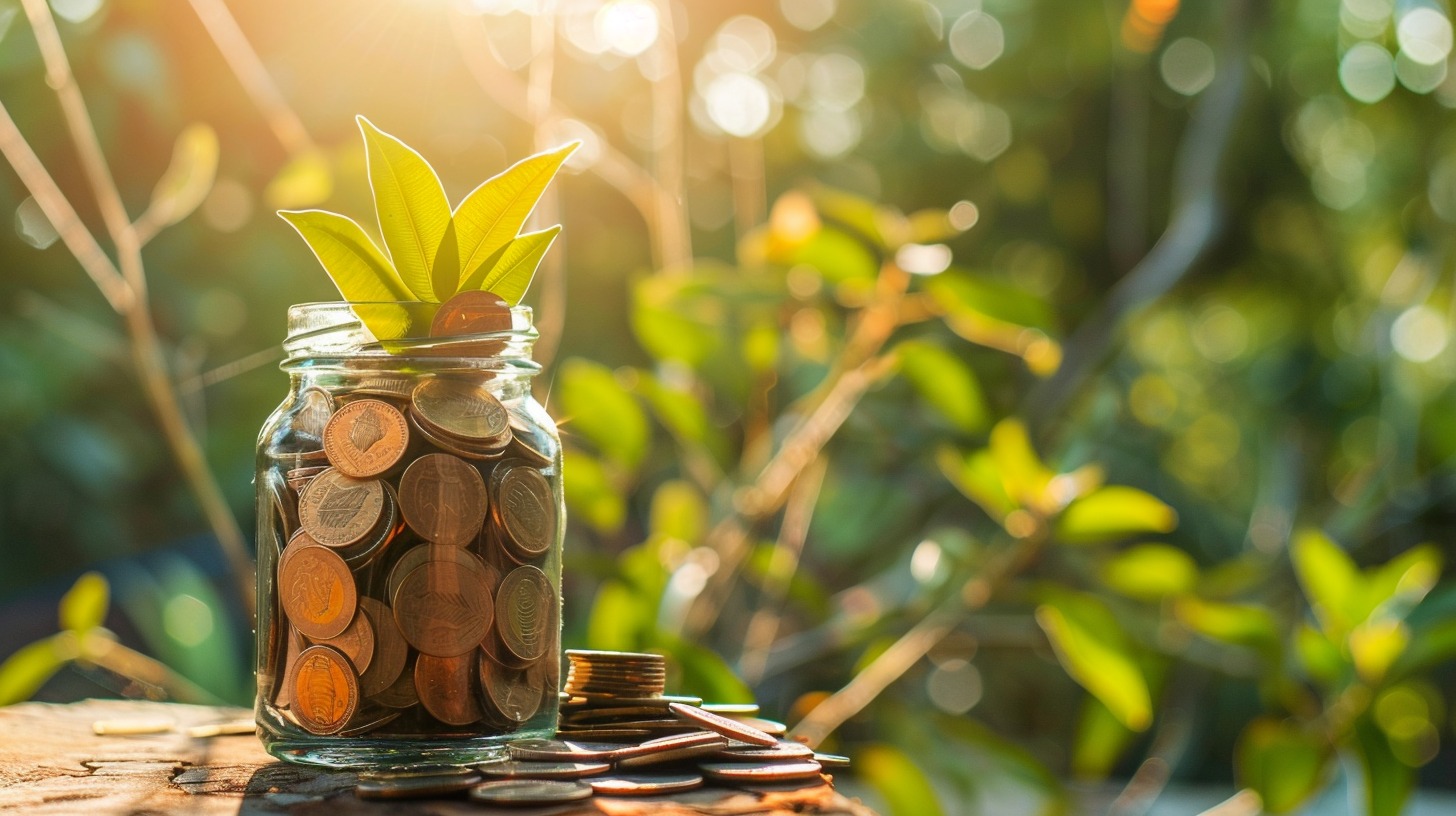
[265,150,333,209]
[144,123,218,229]
[857,744,947,816]
[988,418,1052,508]
[1175,597,1279,648]
[1236,718,1330,813]
[1035,591,1152,731]
[1294,621,1345,684]
[1101,544,1198,601]
[937,446,1015,521]
[431,219,461,302]
[59,572,109,634]
[562,449,625,532]
[1361,544,1442,621]
[460,225,560,305]
[1291,528,1360,636]
[650,480,707,543]
[1055,486,1177,545]
[277,210,416,339]
[559,358,649,470]
[1350,619,1409,683]
[358,115,451,302]
[1353,716,1414,816]
[1072,696,1137,780]
[587,579,647,651]
[895,339,989,432]
[0,635,76,705]
[453,141,578,289]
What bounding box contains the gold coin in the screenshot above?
[411,378,510,442]
[277,543,357,640]
[297,469,385,548]
[291,645,359,735]
[323,399,409,477]
[495,565,553,663]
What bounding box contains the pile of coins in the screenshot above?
[260,333,561,740]
[354,650,851,805]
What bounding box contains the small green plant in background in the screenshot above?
[280,116,576,339]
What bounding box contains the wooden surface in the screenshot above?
[0,699,877,816]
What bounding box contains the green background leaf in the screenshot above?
[59,571,109,633]
[895,339,989,432]
[1035,591,1152,731]
[558,358,649,470]
[1056,486,1178,545]
[1236,718,1329,814]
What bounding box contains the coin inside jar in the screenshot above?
[430,290,513,337]
[478,650,545,724]
[494,465,554,560]
[297,469,385,548]
[495,565,553,662]
[323,398,409,477]
[411,378,511,443]
[291,645,359,735]
[355,598,406,696]
[415,653,484,726]
[398,453,487,546]
[393,557,494,657]
[311,600,375,674]
[278,543,357,640]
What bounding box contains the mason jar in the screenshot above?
[254,301,563,768]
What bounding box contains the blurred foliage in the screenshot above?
[2,0,1456,813]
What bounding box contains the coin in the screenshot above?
[398,453,487,546]
[272,626,306,708]
[297,469,385,548]
[277,543,357,640]
[355,770,482,799]
[731,716,789,737]
[611,731,725,760]
[476,760,610,780]
[716,741,815,761]
[337,706,401,737]
[812,753,852,768]
[374,658,419,709]
[495,565,552,662]
[411,378,510,442]
[667,702,777,747]
[616,739,728,769]
[479,650,545,724]
[698,760,824,783]
[408,412,498,461]
[291,645,359,735]
[590,772,704,796]
[702,703,761,716]
[312,599,375,673]
[506,739,624,762]
[415,654,483,726]
[388,544,498,613]
[550,728,653,742]
[495,466,554,559]
[356,598,407,697]
[467,779,592,806]
[431,290,512,337]
[294,386,335,444]
[393,557,495,657]
[323,398,409,477]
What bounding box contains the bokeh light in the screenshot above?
[1160,37,1216,96]
[779,0,836,32]
[948,11,1005,71]
[1392,305,1448,363]
[1340,42,1397,103]
[595,0,659,58]
[1396,7,1453,66]
[702,72,775,137]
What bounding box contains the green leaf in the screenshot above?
[1349,619,1408,683]
[1292,528,1361,636]
[895,339,989,432]
[358,115,451,301]
[988,418,1052,508]
[0,635,75,705]
[1174,598,1280,648]
[277,210,417,339]
[430,219,461,301]
[1353,716,1414,816]
[661,638,754,704]
[1100,544,1198,600]
[587,579,648,651]
[59,572,109,634]
[635,371,730,465]
[461,226,560,305]
[1072,696,1137,780]
[857,744,947,816]
[559,359,649,470]
[265,150,333,209]
[1034,591,1152,731]
[937,445,1016,520]
[783,226,878,283]
[453,141,578,292]
[561,449,625,532]
[1055,486,1178,545]
[650,480,707,543]
[144,123,218,229]
[1360,544,1442,622]
[1236,718,1330,813]
[1294,621,1346,684]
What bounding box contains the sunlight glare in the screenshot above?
[704,72,775,137]
[596,0,659,57]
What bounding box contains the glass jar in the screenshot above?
[254,302,563,768]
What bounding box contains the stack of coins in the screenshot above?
[261,320,562,740]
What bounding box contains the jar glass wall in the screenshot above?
[254,302,563,768]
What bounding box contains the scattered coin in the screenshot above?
[716,741,815,761]
[186,719,257,738]
[590,772,704,796]
[278,543,357,640]
[323,399,409,477]
[698,760,824,783]
[467,779,593,806]
[616,740,728,769]
[476,760,611,780]
[291,645,359,735]
[355,770,482,799]
[667,703,778,747]
[91,717,174,736]
[506,739,624,762]
[398,453,488,546]
[812,753,852,769]
[730,717,789,737]
[701,703,760,716]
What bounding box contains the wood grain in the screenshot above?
[0,699,877,815]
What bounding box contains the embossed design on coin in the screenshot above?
[430,290,512,337]
[496,565,552,662]
[399,453,487,546]
[313,600,375,673]
[356,598,407,698]
[393,559,494,657]
[292,645,358,735]
[411,378,509,441]
[298,469,384,548]
[323,399,409,477]
[415,654,483,726]
[498,466,554,558]
[278,543,357,640]
[479,651,545,724]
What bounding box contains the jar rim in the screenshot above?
[281,301,538,371]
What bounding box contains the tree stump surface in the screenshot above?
[0,699,877,816]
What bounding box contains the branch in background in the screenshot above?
[1107,669,1204,816]
[9,0,255,618]
[1028,0,1252,428]
[646,0,691,271]
[1195,790,1262,816]
[728,136,765,244]
[185,0,315,156]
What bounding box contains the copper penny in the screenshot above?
[590,773,704,796]
[698,760,824,783]
[291,645,359,735]
[398,453,488,546]
[478,650,545,724]
[356,770,483,800]
[476,760,610,780]
[495,565,552,663]
[411,378,510,442]
[616,740,727,769]
[323,398,409,477]
[716,741,815,761]
[273,626,306,708]
[312,600,375,673]
[506,739,624,762]
[430,290,512,337]
[495,466,554,559]
[468,780,592,806]
[375,659,419,709]
[297,468,385,548]
[357,598,407,696]
[667,703,777,747]
[387,544,496,611]
[393,558,494,657]
[415,654,483,726]
[278,543,357,640]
